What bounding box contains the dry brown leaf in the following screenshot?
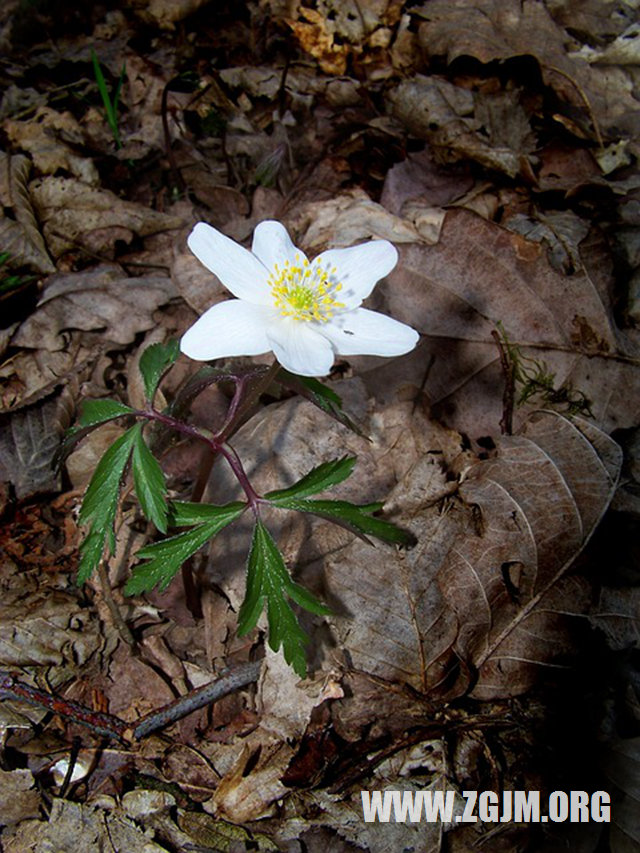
[413,0,640,141]
[590,585,640,651]
[115,51,179,158]
[209,734,295,822]
[106,642,175,722]
[547,0,635,44]
[12,265,177,351]
[171,245,228,314]
[0,151,55,275]
[0,559,101,669]
[0,391,71,499]
[131,0,212,29]
[28,176,184,258]
[0,769,41,827]
[440,411,621,698]
[288,188,441,252]
[65,422,127,491]
[0,345,96,412]
[380,208,640,437]
[389,76,536,179]
[259,646,343,741]
[381,147,474,214]
[1,799,169,853]
[287,7,351,75]
[504,210,590,274]
[283,0,402,75]
[4,107,99,184]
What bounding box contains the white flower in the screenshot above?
[180,220,419,377]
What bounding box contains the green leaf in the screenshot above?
[168,500,246,527]
[57,399,134,468]
[77,425,138,583]
[276,371,366,437]
[266,595,309,677]
[238,521,330,678]
[125,502,246,595]
[138,340,180,403]
[268,496,415,547]
[77,525,109,586]
[78,399,133,428]
[265,456,356,502]
[286,580,333,615]
[132,426,169,533]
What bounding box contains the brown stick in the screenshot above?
[0,661,261,744]
[491,330,515,435]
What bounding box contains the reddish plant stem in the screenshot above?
[137,408,261,512]
[217,361,282,443]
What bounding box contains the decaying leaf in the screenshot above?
[0,559,101,668]
[389,76,536,179]
[4,107,99,184]
[504,210,591,274]
[378,207,640,437]
[28,176,184,258]
[0,151,55,275]
[0,390,71,499]
[131,0,212,29]
[283,0,402,75]
[1,799,169,853]
[289,188,442,252]
[12,265,177,351]
[0,768,41,827]
[380,147,474,214]
[413,0,640,141]
[439,411,621,698]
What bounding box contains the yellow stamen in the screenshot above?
[268,256,345,323]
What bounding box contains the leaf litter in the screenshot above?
[0,0,639,849]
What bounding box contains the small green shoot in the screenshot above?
[91,49,126,150]
[0,251,37,295]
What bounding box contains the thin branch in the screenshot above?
[0,661,262,743]
[491,329,515,435]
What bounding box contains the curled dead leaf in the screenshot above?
[12,265,177,351]
[29,176,184,258]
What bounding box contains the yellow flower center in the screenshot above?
[268,254,345,322]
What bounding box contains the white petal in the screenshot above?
[319,308,419,357]
[187,223,272,305]
[251,220,307,270]
[314,241,398,309]
[266,319,335,377]
[180,299,275,361]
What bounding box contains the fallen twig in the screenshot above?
[0,660,261,744]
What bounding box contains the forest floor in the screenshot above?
[1,1,640,851]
